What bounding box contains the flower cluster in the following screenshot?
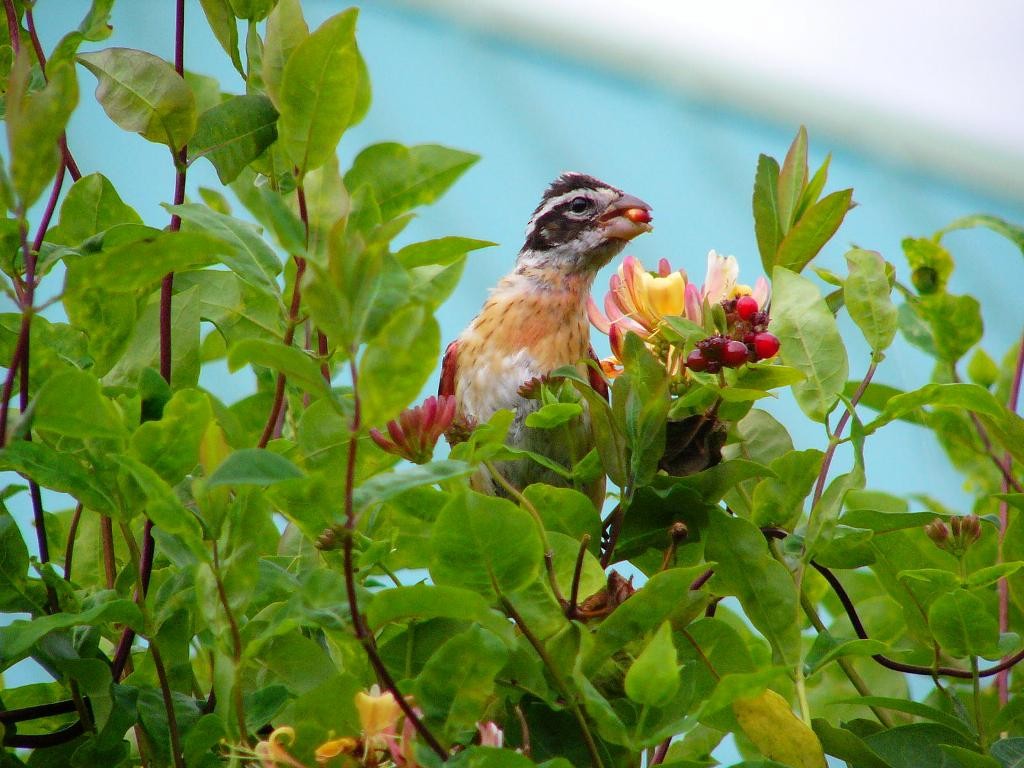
[369,395,457,464]
[925,515,983,557]
[589,250,777,376]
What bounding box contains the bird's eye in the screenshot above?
[569,196,591,214]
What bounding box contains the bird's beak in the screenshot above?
[599,193,653,241]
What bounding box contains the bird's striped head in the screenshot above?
[518,172,652,274]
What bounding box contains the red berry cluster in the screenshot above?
[685,296,780,373]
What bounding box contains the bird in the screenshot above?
[439,172,653,506]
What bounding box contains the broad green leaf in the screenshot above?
[705,511,800,665]
[78,47,197,150]
[991,738,1024,768]
[0,593,143,665]
[615,332,669,487]
[774,188,854,273]
[344,142,479,221]
[230,168,307,253]
[753,153,781,273]
[396,236,495,268]
[6,54,78,207]
[967,562,1024,589]
[353,460,474,511]
[0,507,40,613]
[46,172,142,246]
[750,449,824,528]
[940,214,1024,256]
[865,382,1006,435]
[523,484,602,550]
[227,338,328,396]
[301,153,348,258]
[811,720,893,768]
[0,440,116,514]
[129,389,212,484]
[776,125,807,234]
[794,152,831,222]
[865,723,976,768]
[33,368,126,440]
[525,402,583,429]
[901,236,954,294]
[803,631,888,675]
[430,491,543,599]
[583,565,708,674]
[625,621,680,707]
[262,0,308,106]
[771,266,848,422]
[732,363,806,391]
[448,747,537,768]
[559,365,628,486]
[198,0,245,74]
[928,588,1000,658]
[359,304,441,426]
[839,697,976,741]
[916,293,983,363]
[941,746,1001,768]
[733,689,826,768]
[227,0,275,20]
[188,94,279,184]
[415,625,509,742]
[206,448,304,487]
[366,584,515,646]
[805,464,864,559]
[967,348,1000,388]
[845,249,897,356]
[168,203,282,295]
[277,9,363,173]
[114,454,204,543]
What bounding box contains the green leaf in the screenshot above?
[838,697,976,741]
[353,460,474,511]
[625,621,680,707]
[803,631,888,675]
[344,142,479,221]
[227,338,328,397]
[0,594,143,665]
[278,8,364,174]
[615,332,669,487]
[430,491,544,599]
[771,266,848,422]
[865,723,976,768]
[929,588,1000,658]
[940,214,1024,256]
[774,188,854,274]
[0,506,40,613]
[5,53,78,207]
[916,293,983,363]
[78,47,196,150]
[794,152,831,222]
[845,249,897,356]
[523,484,602,550]
[0,440,116,514]
[359,304,441,426]
[206,448,304,487]
[865,382,1006,435]
[46,172,142,246]
[805,464,864,559]
[732,363,806,391]
[776,125,807,234]
[750,449,824,528]
[811,719,893,768]
[188,94,279,184]
[415,625,509,742]
[705,510,800,665]
[129,389,212,484]
[967,562,1024,589]
[33,368,126,440]
[114,454,206,547]
[168,204,282,295]
[525,402,583,429]
[396,236,495,268]
[262,0,308,106]
[753,153,782,273]
[991,738,1024,768]
[366,584,515,647]
[198,0,245,74]
[901,236,954,295]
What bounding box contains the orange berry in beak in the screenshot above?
[624,207,652,224]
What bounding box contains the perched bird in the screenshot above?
[439,173,653,505]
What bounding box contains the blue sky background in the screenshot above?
[6,1,1024,762]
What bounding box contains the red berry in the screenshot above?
[735,295,758,321]
[753,332,780,360]
[686,349,708,372]
[722,339,749,367]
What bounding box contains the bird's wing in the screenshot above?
[587,345,610,401]
[439,340,459,398]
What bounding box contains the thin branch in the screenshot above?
[599,503,623,568]
[998,329,1024,707]
[340,356,448,760]
[62,503,83,580]
[567,534,590,618]
[811,360,876,508]
[101,515,116,589]
[150,641,186,768]
[501,595,605,768]
[212,541,249,744]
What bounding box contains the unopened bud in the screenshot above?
[951,514,982,550]
[925,519,950,547]
[669,521,689,543]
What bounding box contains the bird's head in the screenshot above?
[517,172,653,275]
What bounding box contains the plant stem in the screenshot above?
[484,459,566,606]
[997,329,1024,708]
[971,655,985,749]
[340,356,448,760]
[811,360,876,508]
[500,594,605,768]
[212,542,249,744]
[151,641,186,768]
[567,534,590,617]
[62,504,83,580]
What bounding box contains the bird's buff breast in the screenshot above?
[454,289,592,421]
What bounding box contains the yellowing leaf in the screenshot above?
[733,689,826,768]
